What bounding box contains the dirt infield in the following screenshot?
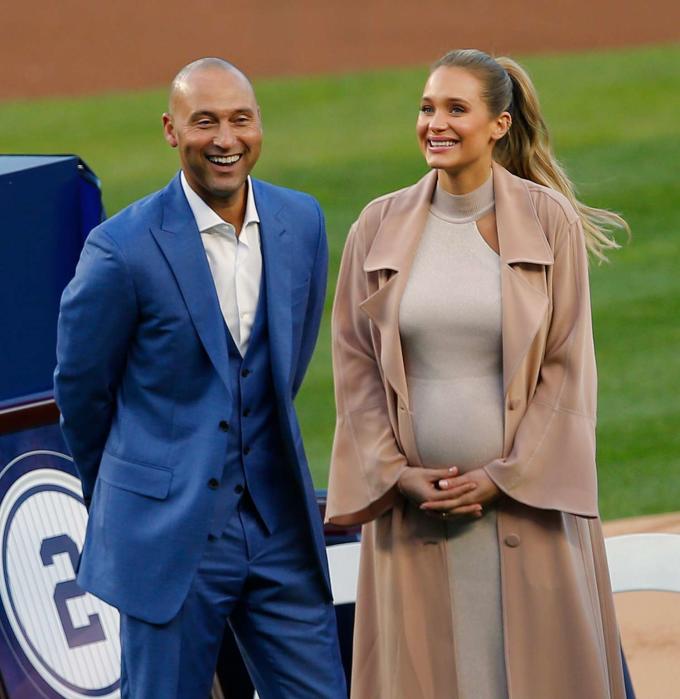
[1,0,678,100]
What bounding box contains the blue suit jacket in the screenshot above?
[54,174,330,624]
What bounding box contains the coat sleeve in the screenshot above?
[54,226,138,505]
[484,217,600,517]
[325,221,409,526]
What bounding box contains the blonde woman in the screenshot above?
[326,49,629,699]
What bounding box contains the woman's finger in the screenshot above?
[436,473,474,490]
[423,482,477,501]
[420,492,478,511]
[450,504,483,516]
[425,466,459,481]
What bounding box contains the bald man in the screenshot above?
[55,58,346,699]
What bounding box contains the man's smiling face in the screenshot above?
[163,66,262,209]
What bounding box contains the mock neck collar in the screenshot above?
[430,171,494,223]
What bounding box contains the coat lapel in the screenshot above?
[493,162,554,395]
[150,174,233,395]
[359,171,436,404]
[359,163,554,407]
[252,180,292,400]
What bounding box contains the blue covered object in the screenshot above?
[0,155,104,408]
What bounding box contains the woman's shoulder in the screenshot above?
[352,173,432,237]
[357,181,419,221]
[521,177,580,228]
[495,165,585,254]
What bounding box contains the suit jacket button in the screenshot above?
[234,484,244,494]
[207,478,219,490]
[504,534,521,547]
[241,368,251,378]
[219,420,230,432]
[243,446,251,455]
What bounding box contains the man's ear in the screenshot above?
[162,113,178,148]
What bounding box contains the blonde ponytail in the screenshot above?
[432,50,629,262]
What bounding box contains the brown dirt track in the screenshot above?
[1,0,679,100]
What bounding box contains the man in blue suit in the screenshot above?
[54,58,347,699]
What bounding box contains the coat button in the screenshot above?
[219,420,230,432]
[243,446,251,455]
[243,408,251,417]
[504,534,521,547]
[207,478,219,490]
[234,484,244,494]
[241,368,251,378]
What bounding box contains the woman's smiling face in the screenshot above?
[417,66,509,187]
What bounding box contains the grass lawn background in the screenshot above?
[2,43,678,520]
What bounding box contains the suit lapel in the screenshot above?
[253,180,292,399]
[150,174,233,395]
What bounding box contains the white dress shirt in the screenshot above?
[181,172,262,355]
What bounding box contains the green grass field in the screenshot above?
[2,43,678,519]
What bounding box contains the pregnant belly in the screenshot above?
[408,374,504,472]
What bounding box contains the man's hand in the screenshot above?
[397,467,482,519]
[419,468,500,517]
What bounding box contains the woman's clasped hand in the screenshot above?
[397,466,500,518]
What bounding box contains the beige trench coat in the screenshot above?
[326,162,626,699]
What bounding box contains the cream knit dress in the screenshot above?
[399,173,508,699]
